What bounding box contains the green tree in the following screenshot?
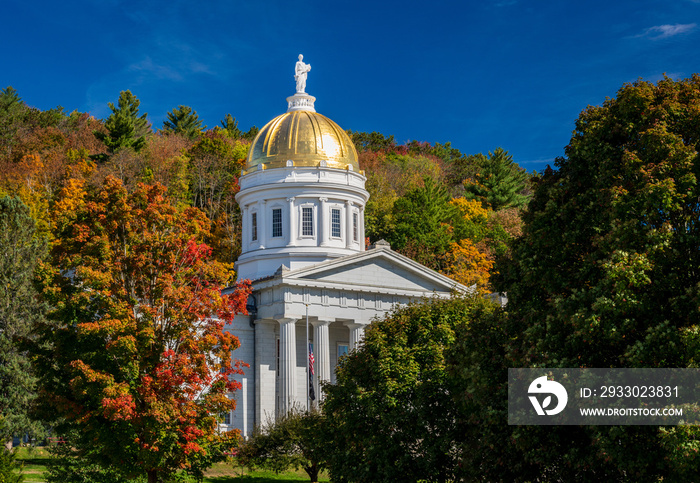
[237,407,326,483]
[94,90,150,158]
[162,106,206,140]
[321,295,497,483]
[241,125,259,142]
[464,147,530,210]
[0,87,29,160]
[494,75,700,480]
[0,87,21,112]
[45,429,136,483]
[0,446,24,483]
[443,298,540,482]
[219,113,242,138]
[186,131,247,264]
[349,131,396,152]
[0,196,47,443]
[386,177,458,270]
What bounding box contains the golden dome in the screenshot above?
[244,108,359,175]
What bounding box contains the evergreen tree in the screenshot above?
[464,147,530,210]
[0,86,22,112]
[219,113,242,138]
[162,105,205,140]
[349,131,396,152]
[0,196,47,443]
[94,90,150,158]
[0,446,24,482]
[0,86,27,159]
[242,125,259,141]
[386,177,458,270]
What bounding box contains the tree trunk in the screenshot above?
[305,463,319,483]
[147,469,158,483]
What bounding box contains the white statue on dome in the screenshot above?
[294,54,311,94]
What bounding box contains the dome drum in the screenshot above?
[236,78,368,281]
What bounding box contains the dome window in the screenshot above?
[302,207,314,237]
[251,212,258,241]
[272,208,283,238]
[331,208,341,238]
[353,212,359,242]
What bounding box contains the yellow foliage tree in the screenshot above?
[441,238,493,293]
[450,197,488,223]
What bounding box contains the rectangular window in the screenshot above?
[353,212,359,242]
[302,207,314,236]
[251,212,258,241]
[224,411,231,425]
[272,208,282,237]
[331,208,341,238]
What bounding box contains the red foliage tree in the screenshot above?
[34,176,250,483]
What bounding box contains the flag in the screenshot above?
[309,343,316,401]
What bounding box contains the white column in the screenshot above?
[258,200,267,249]
[360,206,366,250]
[319,197,328,246]
[311,319,331,402]
[241,378,248,436]
[255,320,276,427]
[287,197,296,246]
[346,322,365,352]
[242,205,250,252]
[345,201,354,249]
[278,318,297,413]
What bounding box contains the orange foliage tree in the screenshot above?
[33,176,251,483]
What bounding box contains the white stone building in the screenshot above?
[224,66,470,435]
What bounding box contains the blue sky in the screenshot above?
[3,0,699,173]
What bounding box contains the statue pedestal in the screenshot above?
[287,93,316,112]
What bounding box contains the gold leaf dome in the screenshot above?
[244,96,359,175]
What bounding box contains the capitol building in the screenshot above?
[224,56,470,435]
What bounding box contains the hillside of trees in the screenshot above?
[4,75,700,481]
[0,87,532,293]
[0,85,531,481]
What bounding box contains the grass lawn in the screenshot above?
[13,447,329,483]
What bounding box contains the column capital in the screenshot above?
[346,321,366,352]
[319,197,328,202]
[310,318,333,327]
[286,197,295,202]
[277,317,299,325]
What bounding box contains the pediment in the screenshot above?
[280,248,468,294]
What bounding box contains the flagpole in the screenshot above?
[305,303,309,412]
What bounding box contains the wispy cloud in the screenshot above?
[639,23,697,40]
[128,57,183,82]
